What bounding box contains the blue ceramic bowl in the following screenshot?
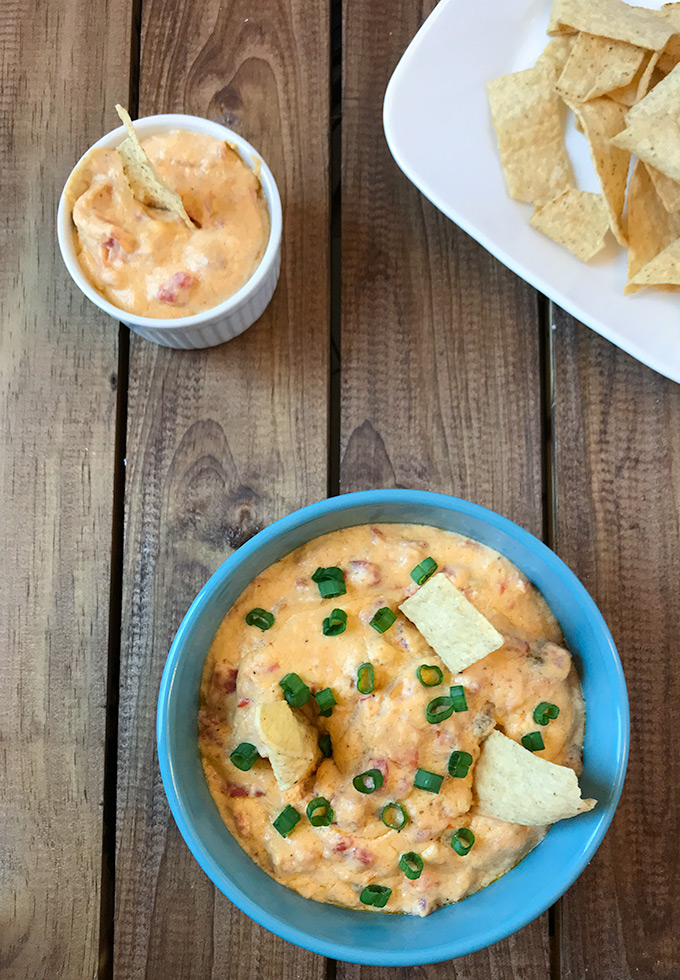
[157,489,628,965]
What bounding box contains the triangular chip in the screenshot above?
[475,730,597,826]
[624,162,680,291]
[548,0,674,50]
[565,97,629,244]
[556,32,645,102]
[645,162,680,212]
[399,573,503,674]
[608,50,659,105]
[252,700,319,791]
[114,104,193,228]
[612,65,680,183]
[530,189,610,262]
[487,64,574,204]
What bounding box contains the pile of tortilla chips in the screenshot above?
[487,0,680,293]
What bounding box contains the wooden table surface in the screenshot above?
[3,0,679,977]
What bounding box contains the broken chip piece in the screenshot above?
[252,700,319,791]
[399,573,503,674]
[530,189,610,262]
[556,32,645,102]
[548,0,674,51]
[475,730,597,826]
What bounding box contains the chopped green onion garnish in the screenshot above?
[381,802,408,831]
[353,768,384,794]
[449,685,468,712]
[312,566,347,598]
[322,608,347,636]
[410,557,437,586]
[229,742,259,772]
[279,672,310,708]
[245,607,275,631]
[306,796,334,827]
[448,750,473,779]
[417,664,443,687]
[533,701,560,726]
[414,768,443,794]
[451,827,475,856]
[369,607,397,633]
[521,731,545,752]
[314,687,337,716]
[399,851,424,880]
[360,884,391,908]
[426,696,454,724]
[273,804,300,838]
[357,661,375,694]
[319,733,332,758]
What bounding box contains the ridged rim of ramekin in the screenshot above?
[56,113,282,331]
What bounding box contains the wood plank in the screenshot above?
[551,309,680,980]
[339,1,550,977]
[0,0,132,976]
[113,1,330,977]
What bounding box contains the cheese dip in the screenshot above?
[199,524,587,916]
[65,131,269,318]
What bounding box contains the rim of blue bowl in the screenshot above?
[157,489,629,965]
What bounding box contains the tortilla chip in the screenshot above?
[114,105,193,228]
[487,65,574,204]
[565,97,629,244]
[399,574,503,675]
[475,731,597,826]
[556,32,645,102]
[645,162,680,212]
[253,701,319,791]
[626,161,680,291]
[612,66,680,182]
[530,189,610,261]
[548,0,674,50]
[535,35,577,78]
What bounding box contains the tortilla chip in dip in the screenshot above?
[253,700,319,791]
[399,573,503,674]
[114,104,193,228]
[548,0,674,51]
[556,32,645,102]
[530,189,610,261]
[487,64,574,204]
[475,730,597,826]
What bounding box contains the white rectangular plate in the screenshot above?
[383,0,680,382]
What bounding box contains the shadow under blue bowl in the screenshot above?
[157,489,629,966]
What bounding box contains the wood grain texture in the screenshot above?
[339,1,550,976]
[551,309,680,980]
[0,0,132,976]
[113,1,330,977]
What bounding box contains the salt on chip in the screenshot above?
[535,35,577,78]
[115,104,193,228]
[556,32,645,102]
[399,573,503,675]
[626,161,680,291]
[645,162,680,212]
[530,189,610,261]
[487,65,574,204]
[612,63,680,183]
[475,730,597,826]
[548,0,674,51]
[565,97,629,244]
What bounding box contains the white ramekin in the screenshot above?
[57,114,282,349]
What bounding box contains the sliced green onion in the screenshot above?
[273,804,300,838]
[414,768,443,794]
[533,701,560,726]
[449,685,468,713]
[369,607,397,633]
[312,566,346,598]
[279,672,310,708]
[322,608,347,636]
[319,733,333,758]
[245,607,275,631]
[426,696,454,724]
[353,768,384,794]
[417,664,443,687]
[314,687,337,716]
[229,742,259,772]
[306,796,334,827]
[399,851,424,880]
[521,731,545,752]
[360,884,391,908]
[451,827,475,856]
[410,557,437,586]
[381,802,408,831]
[448,750,473,779]
[357,661,375,694]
